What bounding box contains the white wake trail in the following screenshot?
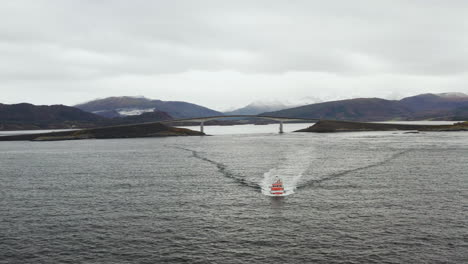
[260,148,313,196]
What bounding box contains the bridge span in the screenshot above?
[161,115,319,133]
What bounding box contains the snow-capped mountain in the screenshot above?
[224,101,291,115]
[75,96,223,119]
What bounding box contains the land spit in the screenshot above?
[0,123,204,141]
[296,120,468,133]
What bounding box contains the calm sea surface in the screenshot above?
[1,123,467,263]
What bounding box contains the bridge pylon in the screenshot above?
[161,115,319,135]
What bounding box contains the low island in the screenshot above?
[296,120,468,133]
[0,122,204,141]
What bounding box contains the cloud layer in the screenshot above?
[2,0,468,110]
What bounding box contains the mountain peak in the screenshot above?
[435,92,468,98]
[248,100,287,108]
[224,100,290,115]
[260,92,468,121]
[75,96,222,118]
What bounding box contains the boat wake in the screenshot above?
[173,145,411,197]
[261,148,314,196]
[173,146,260,190]
[296,149,412,190]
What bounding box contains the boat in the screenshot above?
[270,178,285,195]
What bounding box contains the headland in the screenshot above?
[0,123,204,141]
[296,120,468,133]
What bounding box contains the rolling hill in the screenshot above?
[0,103,106,130]
[224,101,290,115]
[262,93,468,121]
[0,103,173,130]
[2,92,467,131]
[75,96,223,119]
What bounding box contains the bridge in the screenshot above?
[161,115,319,133]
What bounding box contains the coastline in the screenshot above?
[0,123,204,141]
[295,120,468,133]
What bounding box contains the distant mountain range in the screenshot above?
[224,98,329,115]
[262,93,468,121]
[0,103,172,130]
[1,93,467,130]
[224,101,290,115]
[75,96,222,118]
[0,103,105,130]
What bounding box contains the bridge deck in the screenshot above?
[161,115,319,123]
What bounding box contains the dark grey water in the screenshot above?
[1,130,467,263]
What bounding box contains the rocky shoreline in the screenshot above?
[0,123,204,141]
[295,120,468,133]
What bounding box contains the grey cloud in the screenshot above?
[1,0,468,107]
[3,0,468,76]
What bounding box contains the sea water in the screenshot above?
[0,125,467,263]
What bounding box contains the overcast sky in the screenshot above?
[1,0,468,110]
